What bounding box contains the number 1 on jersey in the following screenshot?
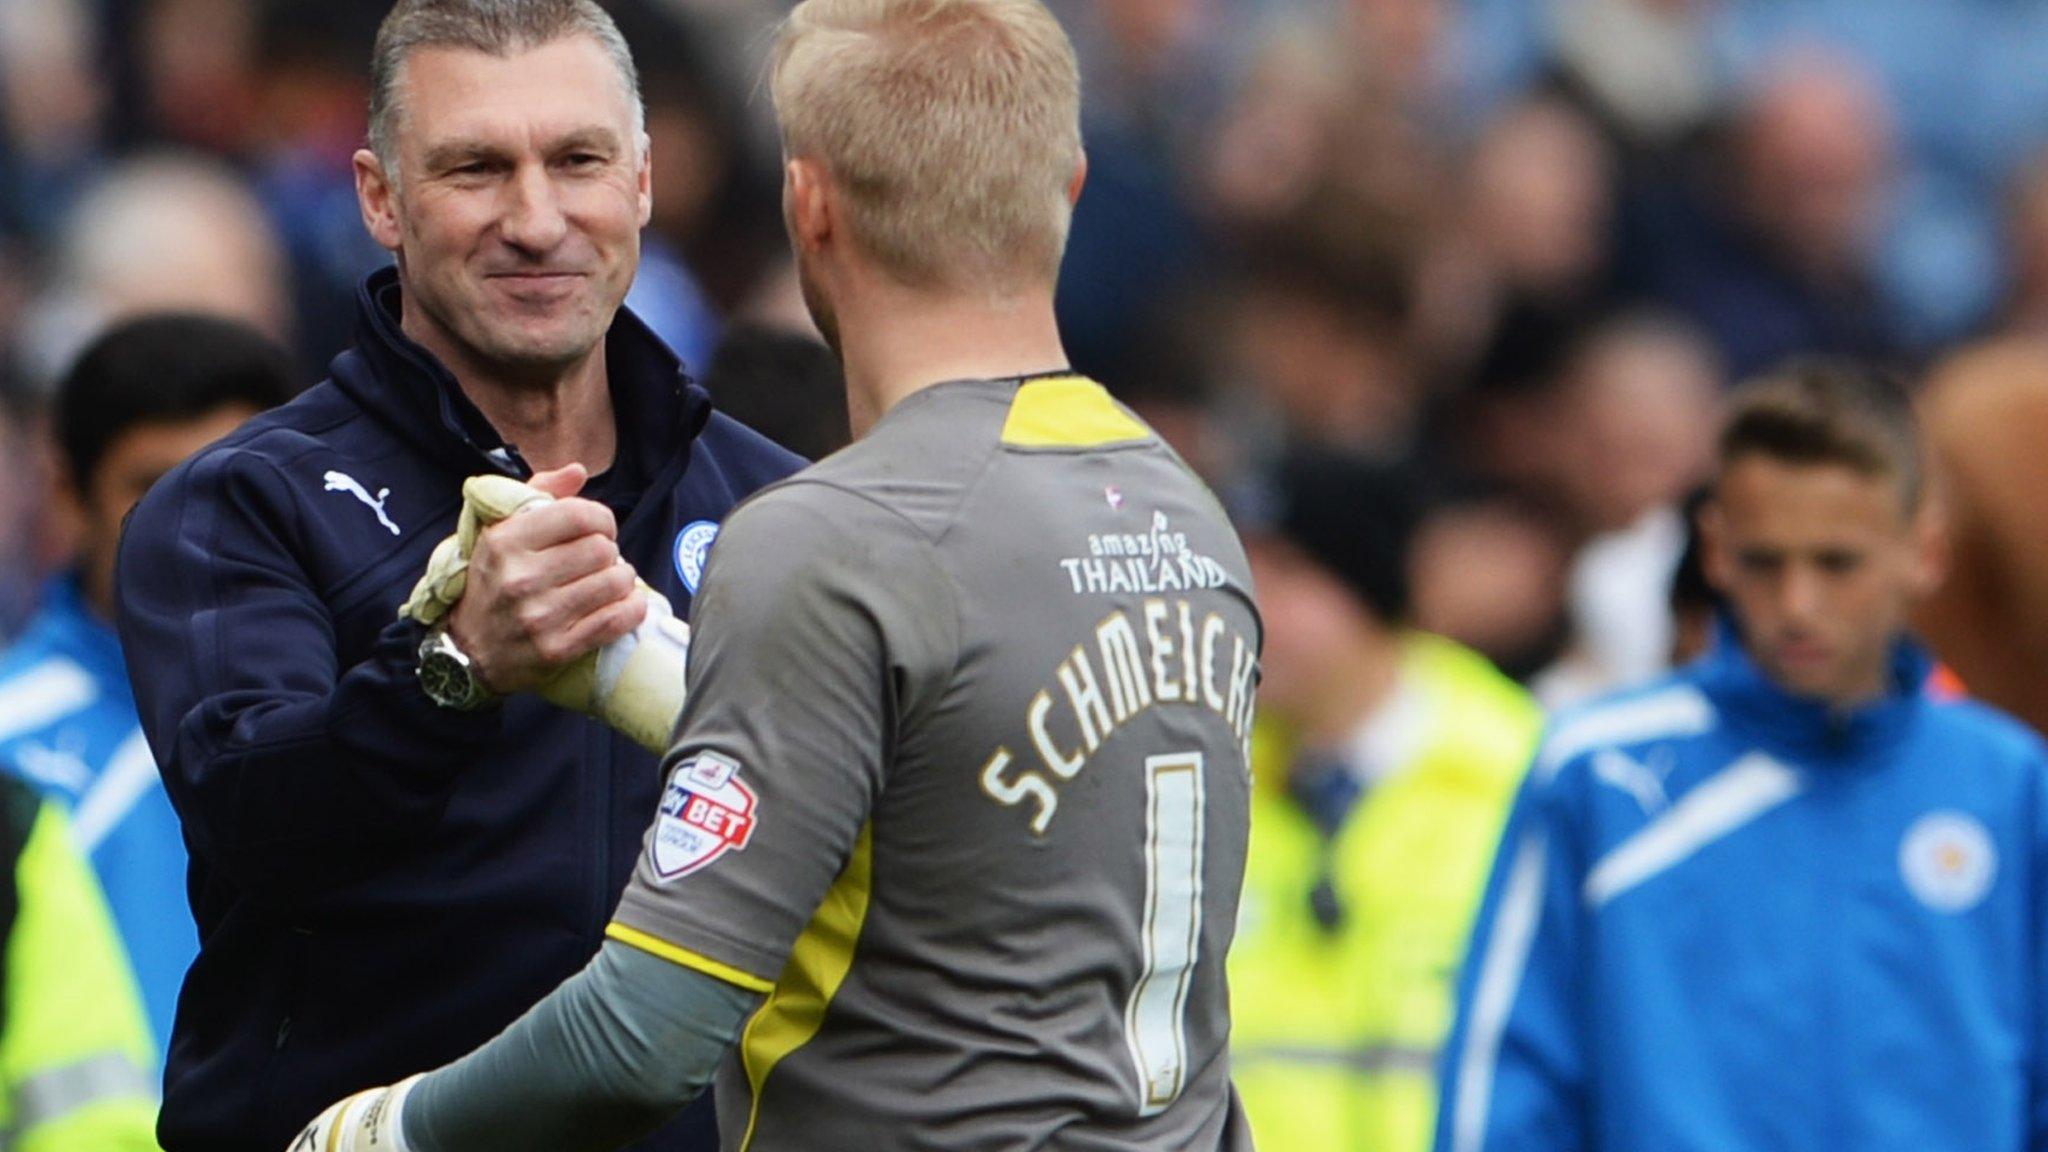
[1125,752,1206,1116]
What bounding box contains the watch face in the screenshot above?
[418,642,480,709]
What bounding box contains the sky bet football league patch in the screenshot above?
[651,752,757,880]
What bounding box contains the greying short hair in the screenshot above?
[369,0,645,175]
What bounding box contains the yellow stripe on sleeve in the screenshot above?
[738,825,876,1151]
[604,923,777,995]
[999,376,1152,448]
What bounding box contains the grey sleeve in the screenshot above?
[402,941,762,1152]
[610,483,959,983]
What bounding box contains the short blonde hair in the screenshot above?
[770,0,1083,291]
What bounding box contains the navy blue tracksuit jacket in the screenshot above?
[117,268,804,1152]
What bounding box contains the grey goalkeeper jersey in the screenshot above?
[610,374,1262,1152]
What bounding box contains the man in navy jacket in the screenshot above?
[114,3,802,1149]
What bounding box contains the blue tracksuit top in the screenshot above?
[116,268,804,1152]
[0,572,195,1062]
[1437,630,2048,1152]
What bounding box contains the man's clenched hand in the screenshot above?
[401,466,694,751]
[437,465,648,695]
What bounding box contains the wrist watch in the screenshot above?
[416,626,493,711]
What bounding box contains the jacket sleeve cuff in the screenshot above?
[326,617,503,800]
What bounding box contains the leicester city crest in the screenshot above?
[673,520,720,594]
[1900,810,1996,913]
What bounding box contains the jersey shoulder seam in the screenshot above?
[737,476,969,727]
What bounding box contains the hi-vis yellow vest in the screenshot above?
[1229,635,1539,1152]
[0,777,159,1151]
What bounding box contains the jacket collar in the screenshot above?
[1692,616,1931,763]
[328,266,713,478]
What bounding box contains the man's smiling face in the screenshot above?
[363,34,651,382]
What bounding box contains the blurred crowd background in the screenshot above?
[10,0,2048,712]
[8,1,2048,1146]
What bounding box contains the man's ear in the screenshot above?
[785,158,837,258]
[354,149,403,252]
[636,131,653,228]
[1066,150,1088,208]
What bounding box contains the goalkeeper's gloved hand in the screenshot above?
[400,474,694,754]
[287,1075,420,1152]
[530,583,694,753]
[399,474,554,628]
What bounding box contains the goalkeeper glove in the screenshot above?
[288,1075,421,1151]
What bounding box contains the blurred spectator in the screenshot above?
[123,0,264,154]
[1531,315,1722,704]
[1104,300,1249,483]
[0,313,295,1060]
[1052,0,1228,376]
[622,219,724,375]
[1543,0,1724,163]
[0,375,51,643]
[1619,48,1903,380]
[1916,146,2048,733]
[699,325,849,462]
[1342,0,1455,112]
[1440,95,1618,390]
[20,153,292,385]
[1913,338,2048,735]
[1433,312,1718,701]
[1410,492,1576,684]
[1463,97,1615,317]
[1712,0,2048,347]
[729,254,826,343]
[0,773,160,1149]
[1058,0,1237,133]
[1203,26,1348,238]
[1220,180,1431,454]
[1229,447,1539,1152]
[626,9,731,251]
[0,0,109,242]
[1548,317,1720,535]
[610,1,736,369]
[247,3,390,372]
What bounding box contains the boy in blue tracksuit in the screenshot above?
[1438,361,2048,1152]
[0,314,297,1062]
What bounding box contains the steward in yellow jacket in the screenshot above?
[1230,450,1540,1152]
[0,773,159,1149]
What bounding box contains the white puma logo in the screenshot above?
[1592,749,1671,816]
[323,470,401,536]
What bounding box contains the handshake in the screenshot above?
[291,469,694,1147]
[400,464,694,753]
